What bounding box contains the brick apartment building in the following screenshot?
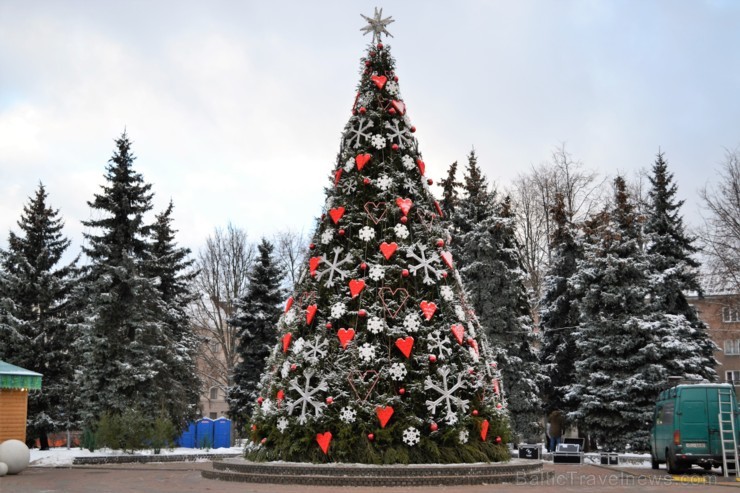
[688,294,740,385]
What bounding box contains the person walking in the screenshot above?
[548,409,565,452]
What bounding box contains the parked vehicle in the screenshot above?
[650,383,739,473]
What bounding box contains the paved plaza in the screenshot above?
[2,462,739,493]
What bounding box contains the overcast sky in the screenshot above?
[1,0,739,259]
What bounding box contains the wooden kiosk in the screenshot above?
[0,360,42,444]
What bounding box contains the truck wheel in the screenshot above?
[651,455,660,470]
[667,450,682,474]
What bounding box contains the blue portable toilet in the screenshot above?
[196,418,214,448]
[176,422,196,448]
[213,417,231,448]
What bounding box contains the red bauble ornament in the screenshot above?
[388,107,396,115]
[290,363,297,371]
[468,368,475,374]
[365,60,371,67]
[358,309,367,317]
[427,178,433,186]
[495,436,502,444]
[472,410,479,416]
[257,396,264,405]
[410,126,416,133]
[363,177,371,185]
[441,272,448,278]
[400,216,408,224]
[261,438,267,444]
[359,107,367,115]
[399,388,406,395]
[368,433,375,441]
[430,422,438,432]
[338,229,345,236]
[391,143,399,151]
[393,75,399,82]
[496,403,503,409]
[369,51,376,58]
[326,397,333,405]
[325,322,332,330]
[401,269,410,278]
[377,42,383,50]
[360,262,368,270]
[436,238,445,248]
[309,243,316,250]
[251,424,257,431]
[429,354,437,363]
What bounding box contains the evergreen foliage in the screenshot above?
[438,160,461,218]
[246,41,509,463]
[451,151,543,441]
[569,177,660,451]
[539,193,582,415]
[0,183,80,448]
[228,238,284,431]
[76,132,194,426]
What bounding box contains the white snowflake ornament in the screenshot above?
[303,336,329,364]
[386,80,399,96]
[292,337,306,354]
[394,223,410,240]
[371,134,386,149]
[403,427,421,446]
[321,229,334,245]
[359,226,376,242]
[403,312,421,333]
[367,317,385,334]
[458,429,469,444]
[368,264,385,281]
[440,285,454,302]
[339,406,357,424]
[376,174,393,191]
[424,366,470,425]
[406,242,444,285]
[281,361,291,379]
[358,343,376,363]
[427,330,452,359]
[284,309,297,325]
[331,302,347,319]
[286,370,329,425]
[455,305,466,321]
[277,417,289,433]
[401,154,415,170]
[388,362,407,381]
[344,157,355,172]
[346,118,374,148]
[316,247,354,287]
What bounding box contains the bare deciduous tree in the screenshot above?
[700,149,740,294]
[189,224,255,401]
[274,228,307,292]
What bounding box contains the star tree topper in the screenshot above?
[360,7,395,43]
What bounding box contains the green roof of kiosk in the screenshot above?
[0,360,42,390]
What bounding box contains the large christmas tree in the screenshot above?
[247,10,509,464]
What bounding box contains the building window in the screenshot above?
[723,307,740,323]
[209,387,219,400]
[725,340,740,355]
[727,371,740,383]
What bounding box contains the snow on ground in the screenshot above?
[30,446,244,467]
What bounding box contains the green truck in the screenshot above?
[651,383,740,474]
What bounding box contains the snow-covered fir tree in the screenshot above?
[438,160,461,219]
[643,152,717,382]
[246,18,509,464]
[539,193,582,415]
[452,150,543,441]
[569,177,663,451]
[148,201,201,426]
[76,132,192,424]
[228,238,284,431]
[0,183,80,449]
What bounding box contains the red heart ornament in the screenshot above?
[493,379,500,395]
[337,328,355,349]
[434,200,444,218]
[355,153,372,171]
[391,100,406,115]
[371,75,387,90]
[285,296,294,313]
[316,432,332,454]
[395,336,414,358]
[420,301,437,321]
[306,304,318,325]
[334,169,343,186]
[276,389,285,402]
[380,242,398,260]
[329,207,345,224]
[309,256,321,276]
[480,419,490,442]
[282,333,292,353]
[441,251,454,269]
[416,159,426,176]
[375,405,395,428]
[451,324,465,345]
[469,338,479,356]
[395,197,413,216]
[349,279,366,298]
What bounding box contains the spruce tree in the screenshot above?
[438,160,461,219]
[246,17,509,464]
[77,132,186,424]
[569,177,660,451]
[0,183,80,449]
[228,239,284,431]
[453,151,543,441]
[148,201,201,426]
[539,193,582,415]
